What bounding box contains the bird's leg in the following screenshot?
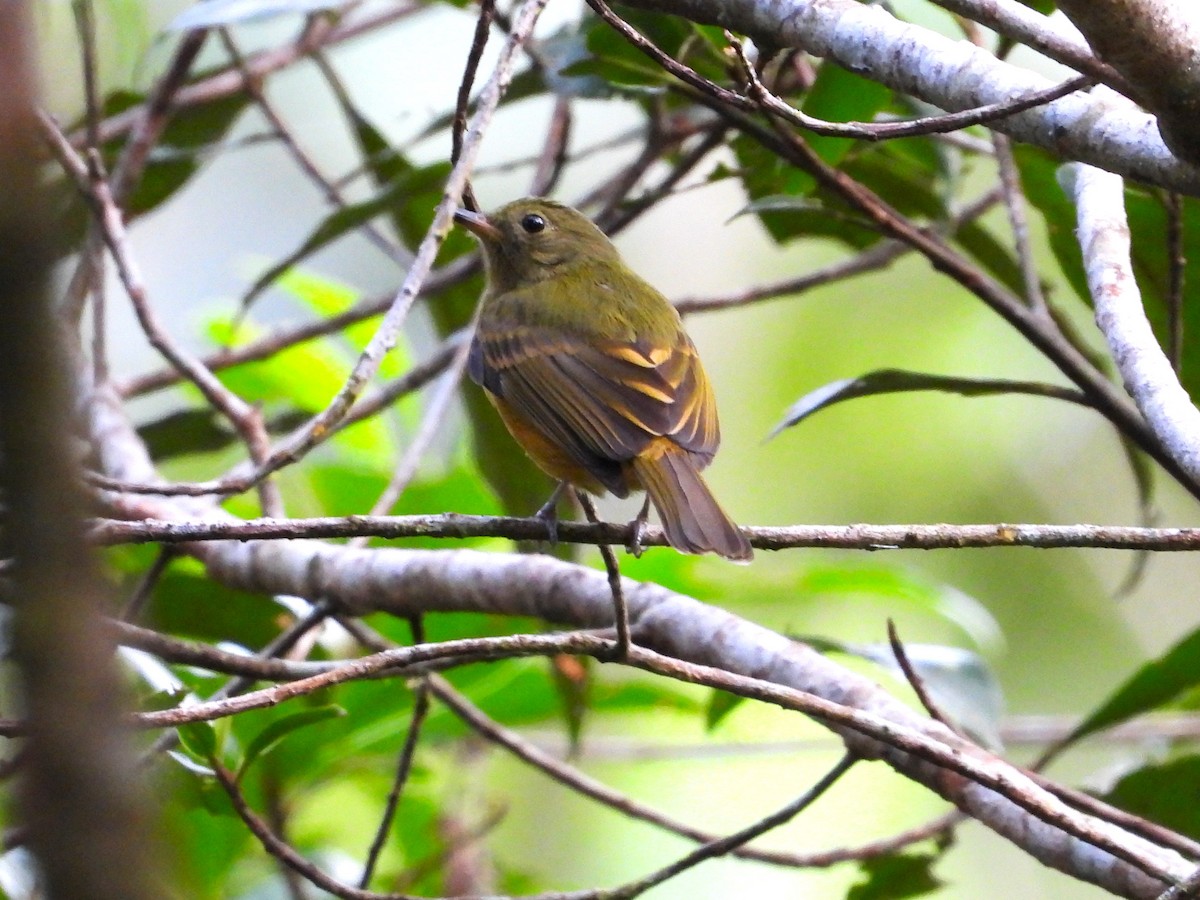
[626,496,652,558]
[535,481,568,544]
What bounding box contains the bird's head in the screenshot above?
[454,198,619,293]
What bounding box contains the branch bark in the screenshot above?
[1056,0,1200,165]
[1071,160,1200,485]
[618,0,1200,193]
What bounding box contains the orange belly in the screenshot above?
[486,389,627,497]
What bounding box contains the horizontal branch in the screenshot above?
[90,514,1200,552]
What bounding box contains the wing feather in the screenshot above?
[470,322,720,490]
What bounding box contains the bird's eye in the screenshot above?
[520,213,546,234]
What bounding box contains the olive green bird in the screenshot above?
[455,198,753,562]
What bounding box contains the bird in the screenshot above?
[455,197,753,562]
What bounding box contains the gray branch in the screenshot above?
[1070,159,1200,486]
[619,0,1200,193]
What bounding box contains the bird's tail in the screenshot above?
[631,448,753,562]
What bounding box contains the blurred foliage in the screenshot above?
[1103,756,1200,842]
[848,852,946,899]
[1064,623,1200,747]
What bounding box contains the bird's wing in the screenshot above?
[470,323,719,483]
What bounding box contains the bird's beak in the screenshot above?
[453,208,501,243]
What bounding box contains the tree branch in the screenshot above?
[1071,160,1200,485]
[619,0,1200,193]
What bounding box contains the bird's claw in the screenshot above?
[626,497,651,557]
[535,481,567,545]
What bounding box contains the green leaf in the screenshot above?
[1103,756,1200,840]
[274,268,412,381]
[237,705,346,781]
[732,137,946,246]
[550,654,591,752]
[953,218,1027,297]
[145,560,290,648]
[306,454,500,522]
[177,720,218,762]
[1067,625,1200,745]
[585,7,692,75]
[138,406,309,462]
[338,112,465,266]
[770,369,1089,437]
[799,62,892,179]
[848,852,945,899]
[56,89,249,239]
[120,91,250,218]
[843,143,945,221]
[733,194,878,240]
[705,689,745,731]
[204,313,396,463]
[540,25,623,99]
[796,565,1004,653]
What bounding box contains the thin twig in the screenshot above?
[139,602,335,762]
[993,132,1048,313]
[174,0,549,498]
[213,762,421,900]
[1024,770,1200,861]
[724,71,1200,502]
[263,775,312,900]
[69,5,422,149]
[603,754,858,899]
[63,30,208,324]
[217,29,407,265]
[359,626,431,888]
[528,96,573,197]
[574,492,631,659]
[124,629,1188,886]
[64,134,283,514]
[886,620,958,731]
[431,676,950,869]
[1165,191,1185,373]
[603,124,729,235]
[451,0,496,213]
[350,313,479,536]
[676,187,1002,313]
[119,547,176,622]
[116,267,474,398]
[72,0,110,381]
[922,0,1131,95]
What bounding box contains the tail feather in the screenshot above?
[630,450,753,562]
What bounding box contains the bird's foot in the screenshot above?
[625,497,652,558]
[535,481,568,545]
